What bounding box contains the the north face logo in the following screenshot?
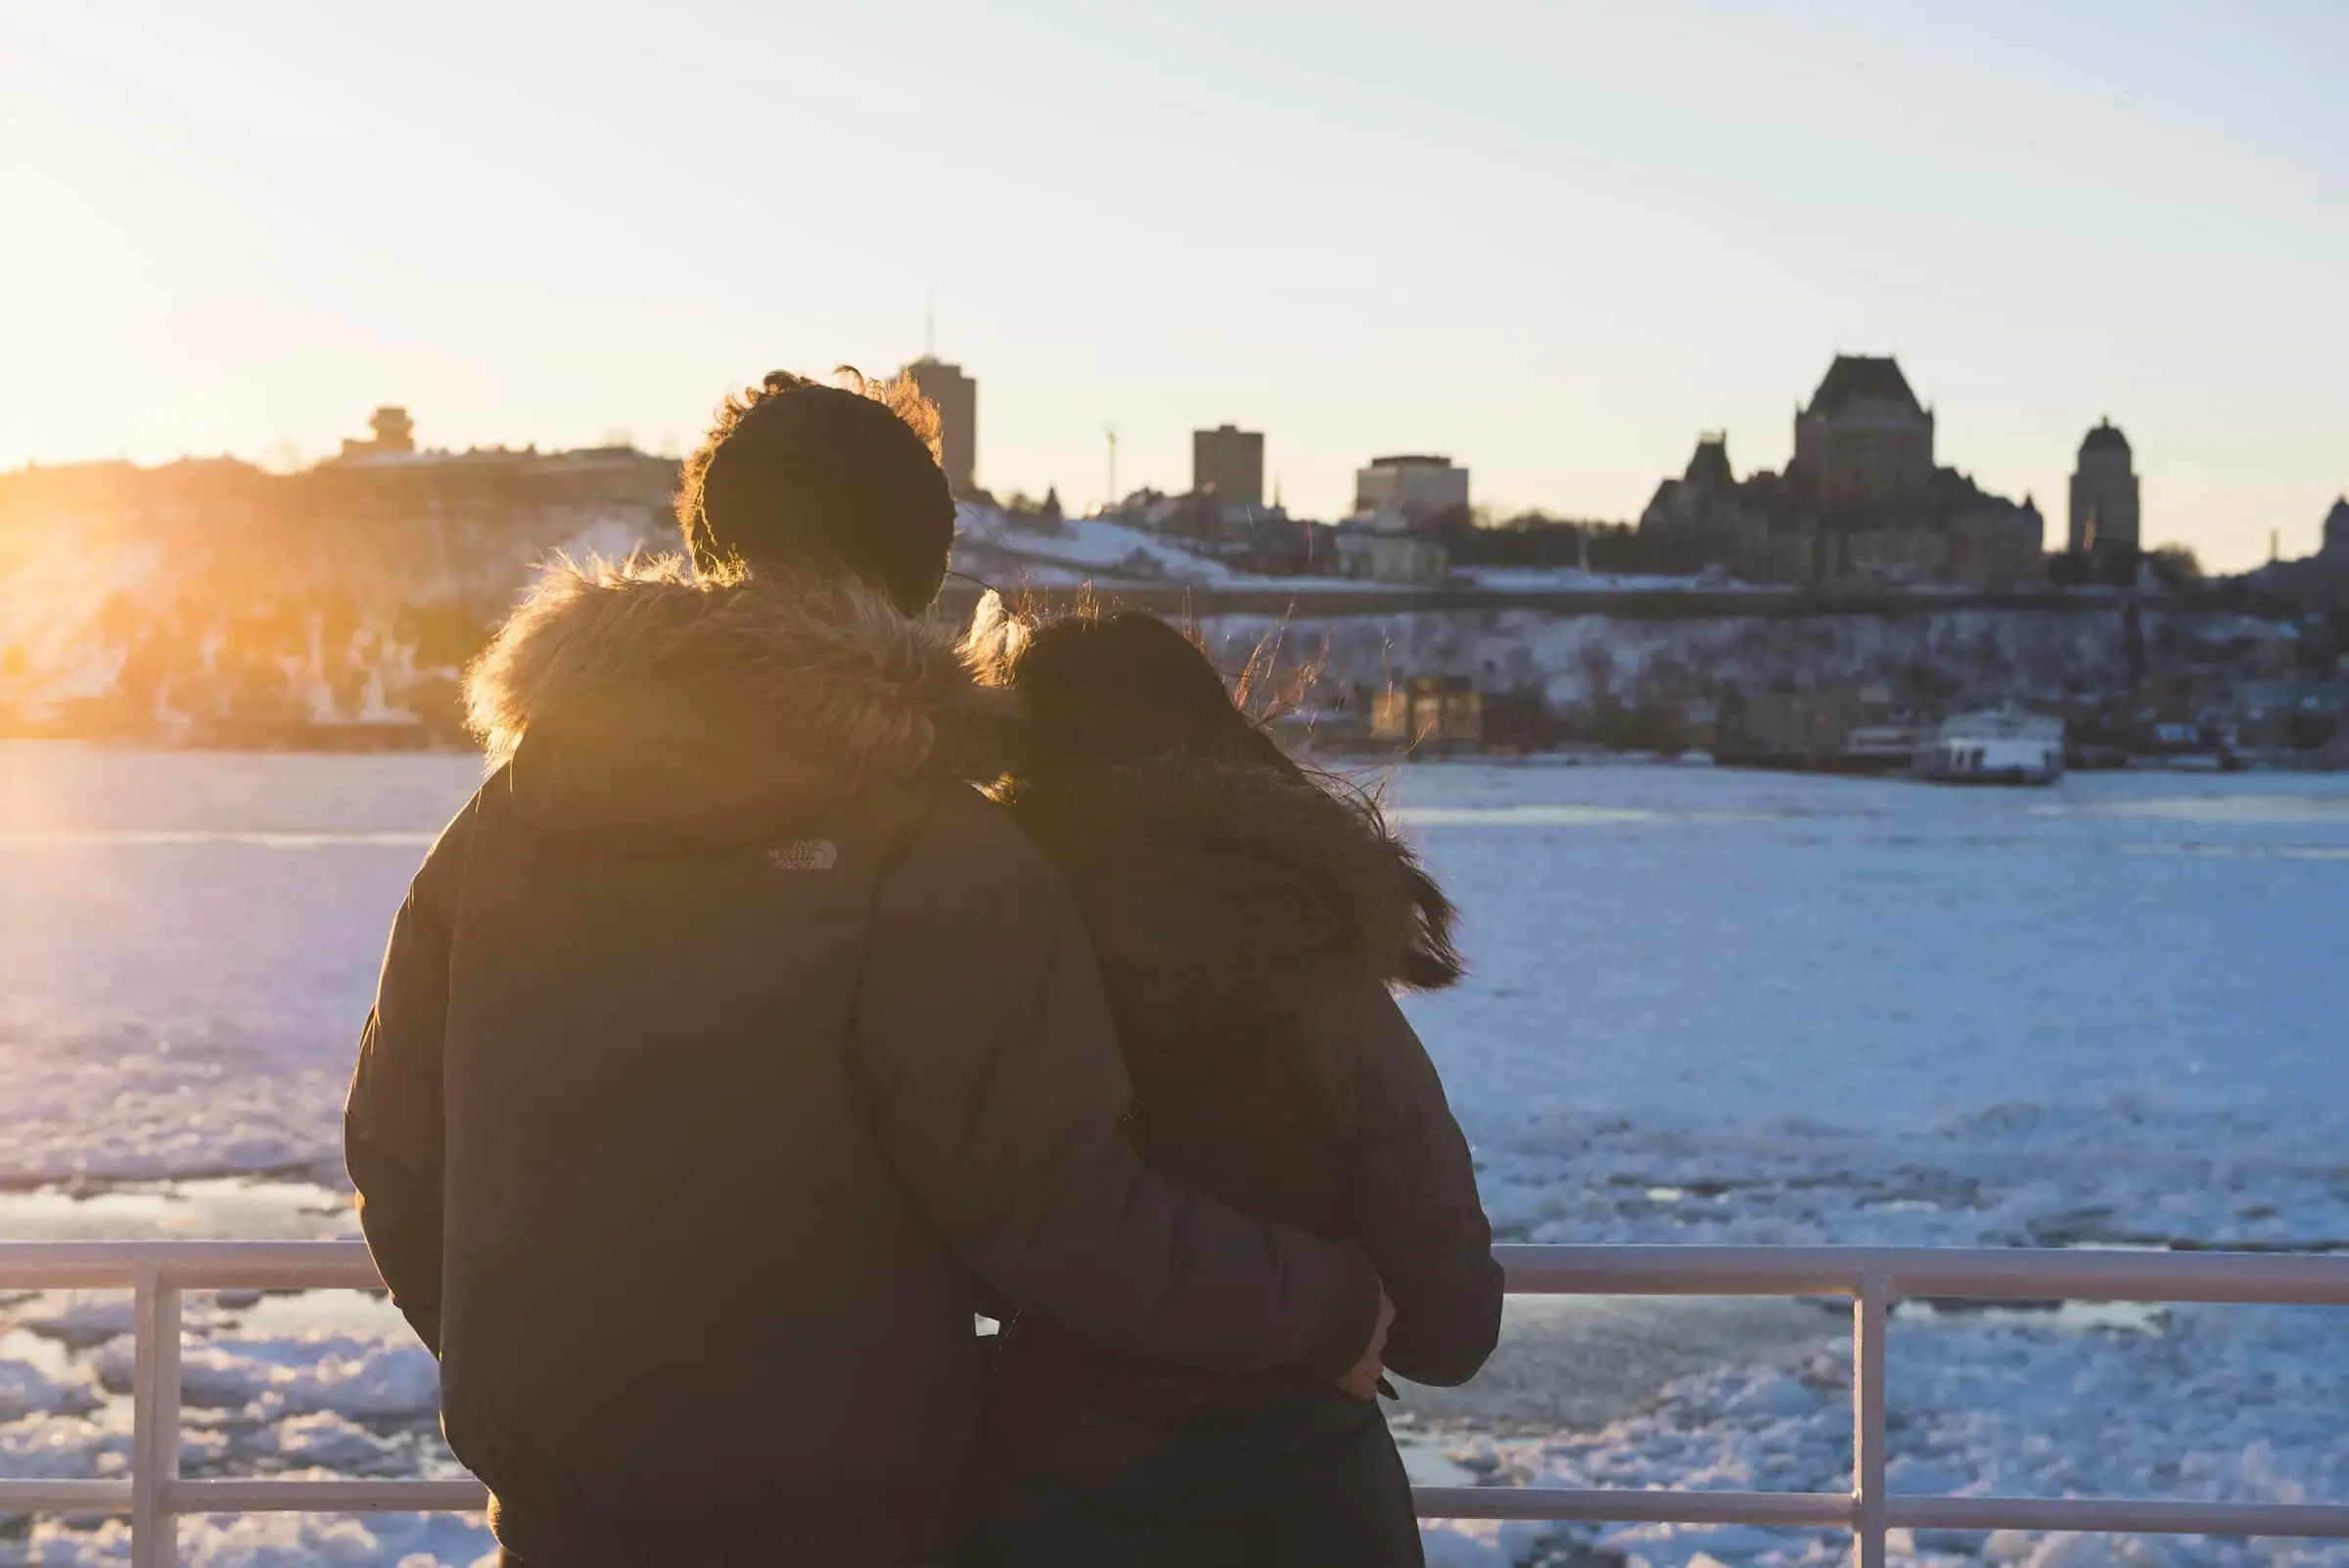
[768,839,839,872]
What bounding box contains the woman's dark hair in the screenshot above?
[995,607,1464,989]
[1005,612,1303,776]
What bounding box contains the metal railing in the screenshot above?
[0,1242,483,1568]
[1419,1245,2349,1563]
[2,1242,2346,1567]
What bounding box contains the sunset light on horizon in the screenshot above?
[4,1,2346,568]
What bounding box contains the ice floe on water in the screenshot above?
[90,1329,440,1424]
[0,1361,101,1424]
[0,1023,354,1189]
[3,746,2347,1564]
[1423,1300,2349,1568]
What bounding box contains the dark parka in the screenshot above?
[968,755,1503,1568]
[344,560,1381,1568]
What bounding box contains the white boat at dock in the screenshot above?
[1912,709,2065,785]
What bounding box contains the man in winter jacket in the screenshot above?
[345,371,1389,1567]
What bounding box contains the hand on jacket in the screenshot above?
[1335,1286,1396,1401]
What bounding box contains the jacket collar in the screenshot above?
[464,555,1022,788]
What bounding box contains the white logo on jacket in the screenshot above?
[768,839,839,872]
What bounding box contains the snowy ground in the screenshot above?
[3,742,2346,1566]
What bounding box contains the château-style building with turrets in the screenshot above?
[1639,356,2045,587]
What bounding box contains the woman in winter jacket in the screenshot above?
[962,607,1503,1568]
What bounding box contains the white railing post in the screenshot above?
[1853,1272,1890,1568]
[130,1270,182,1568]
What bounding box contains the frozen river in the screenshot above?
[2,742,2345,1567]
[1390,761,2349,1253]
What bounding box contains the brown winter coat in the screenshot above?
[968,756,1503,1568]
[344,559,1381,1568]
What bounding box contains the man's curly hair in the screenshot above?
[670,366,955,612]
[674,367,941,542]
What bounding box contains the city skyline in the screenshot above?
[5,2,2345,571]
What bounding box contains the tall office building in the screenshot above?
[1191,425,1266,507]
[900,356,978,495]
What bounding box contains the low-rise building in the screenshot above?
[1719,680,1898,761]
[1335,514,1451,584]
[1371,675,1483,752]
[1841,520,1947,583]
[1355,454,1468,525]
[338,406,416,461]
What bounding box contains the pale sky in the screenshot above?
[3,1,2343,570]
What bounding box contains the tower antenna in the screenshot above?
[924,299,937,359]
[1104,424,1119,511]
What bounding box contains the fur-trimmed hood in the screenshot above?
[462,557,1021,838]
[999,755,1463,1012]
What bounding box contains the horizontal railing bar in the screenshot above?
[1409,1489,2349,1536]
[0,1475,485,1521]
[0,1479,135,1510]
[1412,1488,1855,1527]
[0,1240,386,1292]
[5,1241,2349,1303]
[1890,1496,2349,1539]
[170,1478,490,1514]
[1499,1246,2349,1305]
[22,1475,2335,1538]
